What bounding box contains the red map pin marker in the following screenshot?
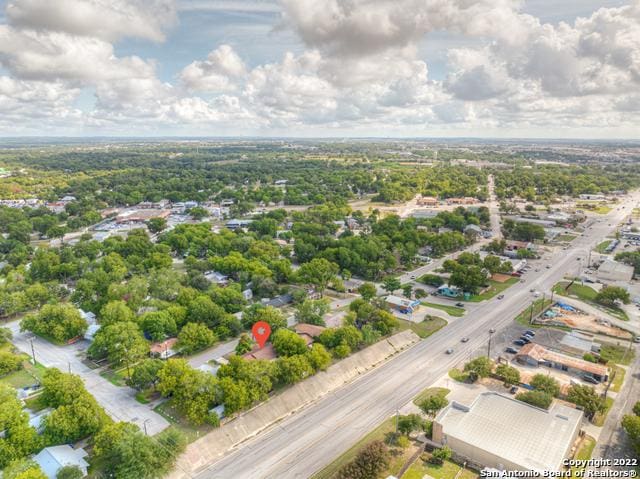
[252,321,271,349]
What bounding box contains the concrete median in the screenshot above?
[168,330,420,478]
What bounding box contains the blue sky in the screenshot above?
[0,0,638,138]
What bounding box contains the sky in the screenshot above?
[0,0,638,138]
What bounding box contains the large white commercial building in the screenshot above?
[432,392,583,472]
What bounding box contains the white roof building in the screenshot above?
[33,445,89,478]
[433,392,583,472]
[596,259,634,283]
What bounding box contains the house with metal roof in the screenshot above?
[515,343,608,382]
[433,392,583,472]
[33,445,89,478]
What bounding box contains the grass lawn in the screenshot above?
[403,454,478,479]
[466,278,518,302]
[397,316,447,339]
[596,240,613,253]
[593,396,614,427]
[609,364,626,392]
[556,234,577,242]
[413,387,450,407]
[154,401,215,443]
[421,302,465,317]
[553,281,629,321]
[514,299,553,327]
[99,367,131,387]
[570,436,596,477]
[601,342,635,366]
[448,368,470,382]
[0,359,46,389]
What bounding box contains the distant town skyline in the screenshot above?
[0,0,638,138]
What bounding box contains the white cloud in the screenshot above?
[6,0,176,42]
[180,45,247,92]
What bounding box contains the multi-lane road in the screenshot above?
[191,196,638,479]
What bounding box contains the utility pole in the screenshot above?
[487,330,494,358]
[529,301,535,324]
[143,419,150,436]
[395,408,399,435]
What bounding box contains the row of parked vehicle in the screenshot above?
[504,329,536,354]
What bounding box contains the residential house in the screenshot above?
[150,338,179,359]
[33,445,89,479]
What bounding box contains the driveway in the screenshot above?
[7,321,170,435]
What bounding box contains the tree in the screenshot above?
[397,414,425,436]
[0,326,13,343]
[306,343,332,371]
[595,286,630,307]
[633,401,640,417]
[463,356,492,381]
[241,304,287,331]
[275,354,314,384]
[94,422,186,479]
[177,322,216,354]
[495,364,521,386]
[235,333,253,355]
[147,217,167,233]
[0,386,41,469]
[516,390,553,409]
[382,277,401,294]
[0,352,22,376]
[622,414,640,456]
[567,385,606,419]
[88,322,149,376]
[294,299,330,326]
[337,440,389,479]
[188,206,209,220]
[419,274,444,287]
[2,460,47,479]
[431,446,452,464]
[271,328,308,357]
[20,303,87,343]
[402,283,413,298]
[419,394,449,418]
[130,358,164,391]
[99,300,135,325]
[358,282,377,301]
[449,265,488,294]
[297,258,339,297]
[56,465,83,479]
[530,374,560,396]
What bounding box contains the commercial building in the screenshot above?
[515,343,609,382]
[417,196,439,206]
[432,392,583,472]
[579,194,606,201]
[385,295,421,314]
[596,259,634,283]
[115,208,171,224]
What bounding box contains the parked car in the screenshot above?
[546,265,551,269]
[445,348,454,354]
[582,375,599,384]
[514,339,526,346]
[524,330,536,336]
[519,336,531,343]
[634,336,640,343]
[529,288,536,293]
[455,302,465,307]
[509,386,519,394]
[497,294,504,300]
[505,347,518,354]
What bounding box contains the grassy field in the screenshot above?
[311,416,416,479]
[556,234,577,242]
[397,316,447,339]
[421,302,465,317]
[514,299,554,327]
[0,358,46,389]
[403,453,478,479]
[448,368,470,382]
[596,240,613,253]
[593,396,614,427]
[466,278,518,302]
[553,281,629,321]
[413,387,450,407]
[99,367,130,387]
[609,364,626,392]
[154,401,215,444]
[601,343,635,366]
[570,436,596,477]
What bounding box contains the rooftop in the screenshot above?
[294,323,326,337]
[243,343,277,361]
[516,343,608,377]
[435,392,583,471]
[597,259,634,278]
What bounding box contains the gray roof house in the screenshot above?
[34,445,89,478]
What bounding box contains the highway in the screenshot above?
[192,197,637,479]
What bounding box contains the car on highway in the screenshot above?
[411,275,416,279]
[505,347,518,354]
[546,265,551,269]
[514,339,526,346]
[461,337,469,343]
[455,302,465,307]
[445,348,454,354]
[489,328,496,333]
[529,288,536,292]
[533,291,540,297]
[497,294,504,300]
